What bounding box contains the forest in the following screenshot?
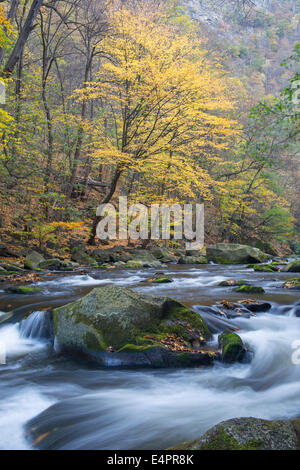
[0,0,300,455]
[0,0,299,254]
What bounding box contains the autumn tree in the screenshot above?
[74,5,238,243]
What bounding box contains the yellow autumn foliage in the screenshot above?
[75,6,239,204]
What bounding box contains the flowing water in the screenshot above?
[0,264,299,450]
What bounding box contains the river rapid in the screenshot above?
[0,264,299,450]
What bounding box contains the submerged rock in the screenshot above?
[218,331,245,363]
[53,286,215,367]
[7,286,43,295]
[206,243,272,265]
[171,417,299,450]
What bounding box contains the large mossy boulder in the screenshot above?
[283,261,300,273]
[53,286,214,367]
[24,251,45,270]
[218,331,245,363]
[206,243,272,265]
[171,417,299,450]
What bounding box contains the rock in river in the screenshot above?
[283,261,300,273]
[171,417,300,450]
[218,331,245,363]
[53,286,216,368]
[206,243,272,265]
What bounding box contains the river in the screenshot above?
[0,264,299,450]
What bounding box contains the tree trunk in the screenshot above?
[0,0,19,66]
[88,169,122,245]
[2,0,44,77]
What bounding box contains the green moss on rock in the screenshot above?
[151,277,173,284]
[284,278,300,290]
[218,331,245,363]
[7,286,43,295]
[53,286,213,367]
[170,417,298,450]
[235,285,265,294]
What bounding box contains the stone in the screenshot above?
[70,248,97,267]
[218,331,245,363]
[206,243,272,264]
[24,251,45,270]
[235,285,265,294]
[283,261,300,273]
[171,417,299,450]
[150,247,176,263]
[53,286,214,368]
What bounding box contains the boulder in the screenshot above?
[171,417,299,450]
[126,250,162,268]
[236,299,271,313]
[283,261,300,273]
[150,247,176,263]
[39,259,79,271]
[24,251,45,270]
[218,331,245,363]
[214,300,256,319]
[70,248,97,267]
[89,249,112,264]
[53,286,214,367]
[178,256,207,265]
[206,243,272,265]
